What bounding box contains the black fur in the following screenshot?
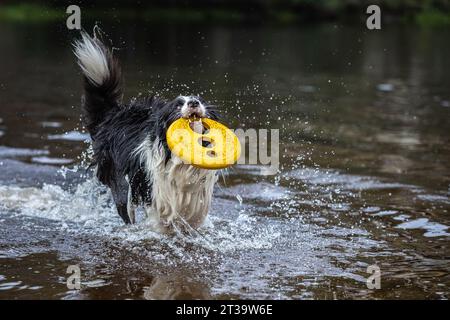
[76,33,219,224]
[81,40,123,136]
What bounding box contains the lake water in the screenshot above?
[0,21,449,299]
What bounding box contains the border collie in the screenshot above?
[74,31,220,233]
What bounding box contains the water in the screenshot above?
[0,21,449,299]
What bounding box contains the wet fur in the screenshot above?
[74,31,219,232]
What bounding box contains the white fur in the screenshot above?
[125,175,136,224]
[134,137,217,232]
[74,33,109,86]
[179,95,206,118]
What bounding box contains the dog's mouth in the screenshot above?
[181,102,206,119]
[189,118,210,134]
[183,110,205,119]
[189,113,202,119]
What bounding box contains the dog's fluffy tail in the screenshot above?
[74,31,122,135]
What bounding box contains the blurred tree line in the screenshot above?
[1,0,449,24]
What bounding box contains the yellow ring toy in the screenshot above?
[166,118,241,169]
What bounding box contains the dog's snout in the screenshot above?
[180,96,206,118]
[187,100,200,109]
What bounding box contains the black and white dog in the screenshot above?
[74,32,220,232]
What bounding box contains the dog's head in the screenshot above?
[155,95,220,161]
[159,95,219,124]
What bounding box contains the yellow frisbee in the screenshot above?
[166,118,241,169]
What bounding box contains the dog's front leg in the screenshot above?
[110,176,134,224]
[124,174,137,224]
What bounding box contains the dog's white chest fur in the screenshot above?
[135,138,217,232]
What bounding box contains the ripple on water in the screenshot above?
[397,218,450,238]
[47,131,91,142]
[40,121,62,128]
[287,167,408,191]
[0,281,23,291]
[0,146,49,158]
[31,157,74,165]
[0,162,448,298]
[0,171,383,299]
[0,178,282,255]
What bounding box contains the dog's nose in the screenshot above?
[187,100,199,109]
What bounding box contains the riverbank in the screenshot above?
[0,2,449,26]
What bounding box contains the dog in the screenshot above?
[74,31,220,233]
